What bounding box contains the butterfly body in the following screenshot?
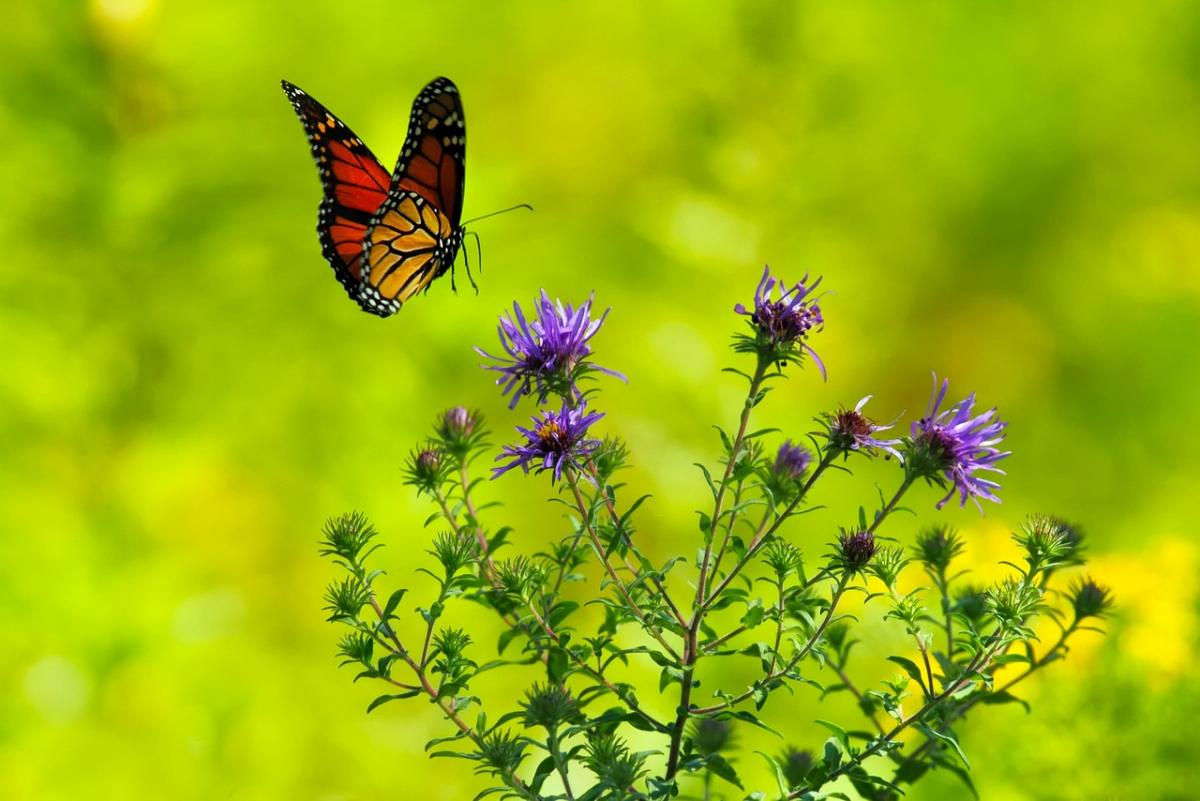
[282,77,467,317]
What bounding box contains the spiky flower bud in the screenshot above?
[319,511,378,562]
[403,443,447,494]
[868,545,909,588]
[477,729,529,779]
[912,524,964,574]
[1069,576,1114,621]
[335,631,374,666]
[987,579,1044,631]
[1013,515,1073,576]
[521,683,582,730]
[430,531,480,579]
[591,435,630,485]
[584,733,647,789]
[323,577,371,621]
[762,540,804,581]
[436,406,485,461]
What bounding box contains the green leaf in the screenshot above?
[382,588,407,618]
[814,719,850,751]
[366,692,415,713]
[705,753,743,789]
[741,598,766,628]
[886,655,928,693]
[916,723,970,768]
[822,738,842,772]
[755,750,790,797]
[979,689,1031,713]
[547,648,569,683]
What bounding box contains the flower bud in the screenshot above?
[837,529,877,573]
[1069,576,1114,621]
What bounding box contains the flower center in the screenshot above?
[536,419,566,447]
[835,409,872,438]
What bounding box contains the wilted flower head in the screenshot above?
[493,401,603,482]
[1069,576,1114,621]
[823,396,902,460]
[734,265,826,376]
[908,375,1010,509]
[477,290,625,408]
[837,529,877,572]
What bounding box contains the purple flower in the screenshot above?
[734,265,825,378]
[477,291,625,408]
[773,440,814,480]
[909,375,1011,510]
[493,401,604,482]
[825,396,902,459]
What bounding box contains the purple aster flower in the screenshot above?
[909,375,1011,510]
[824,396,902,460]
[773,440,814,480]
[734,265,826,378]
[476,291,625,409]
[493,401,604,482]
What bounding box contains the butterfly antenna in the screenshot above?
[460,203,533,227]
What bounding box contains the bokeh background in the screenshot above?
[3,1,1199,799]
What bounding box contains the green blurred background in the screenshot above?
[3,1,1199,798]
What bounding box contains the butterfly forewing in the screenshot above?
[281,79,390,300]
[390,77,466,228]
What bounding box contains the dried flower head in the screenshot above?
[908,375,1010,509]
[477,290,625,408]
[823,396,902,460]
[734,265,826,375]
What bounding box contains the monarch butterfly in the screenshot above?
[282,77,469,317]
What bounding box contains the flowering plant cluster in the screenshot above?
[320,266,1112,800]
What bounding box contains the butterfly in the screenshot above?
[282,77,468,317]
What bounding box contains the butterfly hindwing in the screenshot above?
[390,77,466,229]
[282,79,391,302]
[358,190,459,317]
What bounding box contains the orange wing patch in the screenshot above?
[357,191,453,316]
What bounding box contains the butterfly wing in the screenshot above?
[390,77,466,228]
[281,80,391,302]
[357,190,456,317]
